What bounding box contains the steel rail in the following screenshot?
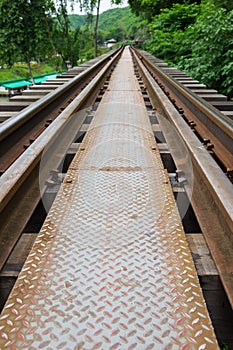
[0,49,120,142]
[0,48,123,271]
[133,48,233,173]
[131,48,233,308]
[0,48,121,172]
[0,46,220,349]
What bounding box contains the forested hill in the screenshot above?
[68,13,87,29]
[1,0,231,98]
[67,1,233,99]
[99,7,142,41]
[69,7,143,42]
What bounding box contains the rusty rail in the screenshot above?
[0,46,220,350]
[0,48,123,272]
[132,48,233,175]
[0,47,232,348]
[131,47,233,308]
[0,47,122,173]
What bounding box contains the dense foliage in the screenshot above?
[98,7,142,42]
[139,0,233,98]
[144,3,200,62]
[0,0,54,81]
[69,7,142,42]
[0,0,142,77]
[128,0,200,20]
[0,0,232,99]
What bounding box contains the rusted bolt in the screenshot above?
[188,120,196,128]
[203,138,210,145]
[175,170,187,185]
[45,119,53,127]
[178,108,184,114]
[207,143,214,150]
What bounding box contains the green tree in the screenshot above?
[53,0,74,69]
[0,0,54,82]
[54,0,80,67]
[77,0,122,57]
[78,25,96,60]
[213,0,233,11]
[97,7,143,43]
[141,0,233,98]
[128,0,200,20]
[179,1,233,97]
[144,3,200,62]
[68,6,145,48]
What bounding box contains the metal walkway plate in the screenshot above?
[0,47,219,349]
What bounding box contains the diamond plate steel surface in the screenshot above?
[0,47,219,349]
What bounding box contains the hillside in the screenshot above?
[0,6,144,82]
[68,7,143,42]
[69,13,87,30]
[98,7,142,41]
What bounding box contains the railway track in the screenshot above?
[0,46,233,349]
[0,48,122,173]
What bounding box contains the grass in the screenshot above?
[0,63,57,82]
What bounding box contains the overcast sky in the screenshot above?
[68,0,128,14]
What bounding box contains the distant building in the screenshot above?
[106,38,117,48]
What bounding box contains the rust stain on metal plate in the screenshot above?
[0,47,219,349]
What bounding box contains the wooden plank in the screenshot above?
[222,111,233,118]
[79,123,90,132]
[0,277,16,311]
[6,233,37,265]
[187,235,233,347]
[0,102,30,111]
[179,80,200,84]
[29,84,59,89]
[186,233,218,276]
[9,95,41,102]
[183,83,207,88]
[0,112,18,117]
[191,89,218,94]
[151,124,161,132]
[200,275,233,349]
[0,233,37,277]
[22,89,52,95]
[198,94,227,102]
